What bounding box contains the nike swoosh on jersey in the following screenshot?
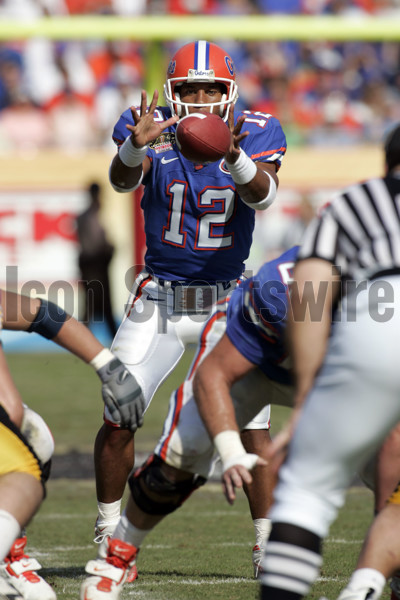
[161,156,179,164]
[146,294,165,302]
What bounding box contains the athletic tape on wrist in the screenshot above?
[214,430,246,464]
[118,137,148,168]
[225,150,257,185]
[90,348,115,371]
[222,452,259,473]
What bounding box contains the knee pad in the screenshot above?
[129,454,206,516]
[21,405,54,482]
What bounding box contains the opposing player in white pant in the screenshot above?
[0,289,145,600]
[93,38,287,574]
[80,247,297,600]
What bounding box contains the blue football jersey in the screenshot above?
[226,246,299,383]
[112,106,287,282]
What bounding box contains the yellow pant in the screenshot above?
[388,483,400,505]
[0,407,42,482]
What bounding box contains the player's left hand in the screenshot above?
[97,357,145,432]
[222,453,267,505]
[224,105,249,164]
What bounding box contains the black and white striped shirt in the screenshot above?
[298,175,400,282]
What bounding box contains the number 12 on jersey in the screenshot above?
[162,182,236,250]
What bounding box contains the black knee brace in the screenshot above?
[129,454,206,516]
[41,459,52,483]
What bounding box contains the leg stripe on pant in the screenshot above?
[187,307,226,379]
[158,384,184,461]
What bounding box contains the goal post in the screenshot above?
[0,15,399,42]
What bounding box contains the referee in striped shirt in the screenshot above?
[259,123,400,600]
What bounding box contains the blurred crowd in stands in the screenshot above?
[0,0,399,152]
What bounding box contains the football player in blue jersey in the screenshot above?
[80,247,297,600]
[91,38,288,578]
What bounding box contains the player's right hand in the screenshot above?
[222,453,266,505]
[97,357,145,433]
[126,89,179,147]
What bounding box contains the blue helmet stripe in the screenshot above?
[194,40,209,71]
[204,41,209,69]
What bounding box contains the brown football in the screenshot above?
[175,112,231,164]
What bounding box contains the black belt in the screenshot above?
[156,278,231,289]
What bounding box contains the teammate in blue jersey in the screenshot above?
[192,246,296,569]
[81,248,297,600]
[91,38,287,580]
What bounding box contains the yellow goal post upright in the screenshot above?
[0,14,399,92]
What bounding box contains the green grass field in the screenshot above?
[6,351,388,600]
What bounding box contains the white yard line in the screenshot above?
[31,537,362,558]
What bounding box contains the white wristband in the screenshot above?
[241,171,277,211]
[214,430,246,464]
[118,137,148,168]
[225,150,257,185]
[90,348,114,371]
